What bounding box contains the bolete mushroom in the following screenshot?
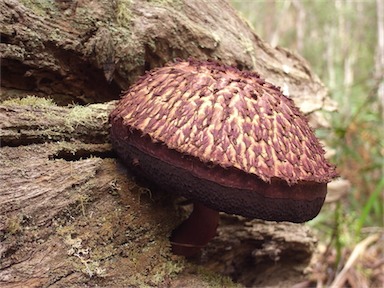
[109,59,338,257]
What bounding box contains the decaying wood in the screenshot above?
[0,100,318,287]
[0,100,116,146]
[0,142,183,287]
[0,0,334,118]
[0,0,332,286]
[203,215,318,287]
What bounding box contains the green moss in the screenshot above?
[66,104,109,131]
[193,266,240,288]
[1,95,56,107]
[49,28,64,42]
[63,234,107,278]
[65,105,93,132]
[54,182,185,285]
[120,243,185,286]
[19,0,58,16]
[115,0,182,29]
[153,259,184,283]
[115,0,133,28]
[5,216,22,235]
[148,0,182,6]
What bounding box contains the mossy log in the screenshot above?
[0,98,116,147]
[1,0,334,116]
[0,100,317,287]
[1,0,330,287]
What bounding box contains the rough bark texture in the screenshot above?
[0,0,334,116]
[0,99,116,146]
[1,0,332,287]
[0,100,318,287]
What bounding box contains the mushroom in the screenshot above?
[109,59,338,257]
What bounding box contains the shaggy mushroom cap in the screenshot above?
[110,59,337,223]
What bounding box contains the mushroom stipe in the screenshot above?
[110,59,338,257]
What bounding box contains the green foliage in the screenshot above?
[357,178,384,235]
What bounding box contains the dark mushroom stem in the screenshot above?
[170,201,219,257]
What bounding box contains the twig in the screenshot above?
[330,233,380,288]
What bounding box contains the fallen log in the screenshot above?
[0,99,317,287]
[0,0,333,286]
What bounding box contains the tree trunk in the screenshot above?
[1,0,333,287]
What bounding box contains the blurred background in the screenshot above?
[231,0,383,286]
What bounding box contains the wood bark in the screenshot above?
[0,0,332,116]
[1,0,332,287]
[0,101,318,287]
[0,100,116,147]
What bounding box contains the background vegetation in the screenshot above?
[231,0,383,286]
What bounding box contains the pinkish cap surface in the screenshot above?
[111,59,337,184]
